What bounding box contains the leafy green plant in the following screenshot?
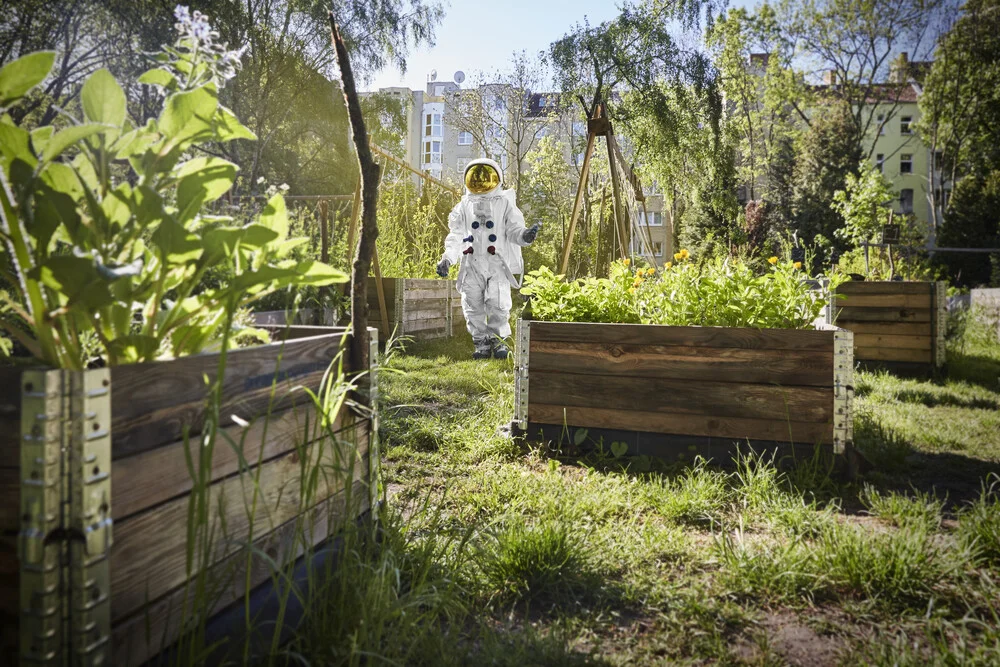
[0,36,344,369]
[521,253,845,329]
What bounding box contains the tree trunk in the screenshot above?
[329,13,381,391]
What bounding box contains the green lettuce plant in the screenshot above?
[0,21,345,369]
[521,253,846,330]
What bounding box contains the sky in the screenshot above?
[366,0,634,93]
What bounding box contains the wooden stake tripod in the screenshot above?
[558,102,659,277]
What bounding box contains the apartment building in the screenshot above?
[366,74,672,266]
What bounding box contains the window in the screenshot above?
[877,113,885,135]
[538,96,548,108]
[458,131,472,145]
[900,154,912,174]
[423,140,441,165]
[652,241,664,257]
[933,151,943,169]
[900,116,912,135]
[640,211,663,226]
[424,113,442,137]
[536,125,551,138]
[900,188,914,214]
[876,154,884,173]
[457,157,471,173]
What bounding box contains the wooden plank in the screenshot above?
[830,321,929,336]
[404,278,450,291]
[0,535,16,618]
[529,341,834,387]
[0,366,25,459]
[835,307,931,323]
[852,333,932,351]
[110,332,349,459]
[404,288,452,300]
[0,466,18,533]
[110,422,368,624]
[527,321,835,351]
[112,405,326,522]
[530,404,833,445]
[838,293,932,308]
[404,306,449,323]
[836,281,932,295]
[266,326,349,342]
[111,480,367,667]
[855,346,933,363]
[405,317,449,333]
[528,371,833,423]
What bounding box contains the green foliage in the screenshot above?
[957,476,1000,567]
[519,136,581,275]
[832,160,896,245]
[860,485,943,531]
[938,171,1000,287]
[375,176,453,279]
[0,37,345,368]
[521,254,844,329]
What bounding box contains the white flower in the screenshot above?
[256,176,265,184]
[174,5,191,22]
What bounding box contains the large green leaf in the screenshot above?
[0,121,33,164]
[158,84,217,147]
[151,218,203,263]
[258,194,288,242]
[0,52,55,107]
[175,157,237,221]
[215,105,256,142]
[290,261,349,285]
[107,334,159,364]
[101,184,133,233]
[137,68,177,91]
[81,69,126,127]
[29,255,113,311]
[41,123,112,163]
[30,126,53,155]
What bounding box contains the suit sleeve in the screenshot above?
[503,194,531,247]
[442,202,465,264]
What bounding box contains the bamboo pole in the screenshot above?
[371,249,390,339]
[319,199,329,264]
[558,130,597,276]
[369,142,461,197]
[605,131,629,261]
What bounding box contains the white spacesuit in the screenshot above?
[437,158,539,359]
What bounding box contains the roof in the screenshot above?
[810,82,920,104]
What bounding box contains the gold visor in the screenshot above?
[465,163,500,194]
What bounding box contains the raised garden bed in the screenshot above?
[0,327,378,665]
[341,277,462,343]
[513,320,853,464]
[829,281,946,373]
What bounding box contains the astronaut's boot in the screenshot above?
[472,338,493,360]
[492,340,509,359]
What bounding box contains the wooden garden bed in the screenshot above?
[513,320,853,463]
[0,327,378,665]
[341,277,462,343]
[829,281,946,373]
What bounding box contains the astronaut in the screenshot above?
[436,158,540,359]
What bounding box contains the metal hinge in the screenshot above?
[514,320,530,430]
[19,369,113,667]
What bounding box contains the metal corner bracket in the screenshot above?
[831,328,854,456]
[514,319,531,430]
[20,368,113,666]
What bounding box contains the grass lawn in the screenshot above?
[290,323,1000,666]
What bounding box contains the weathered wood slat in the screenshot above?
[404,278,448,291]
[110,422,368,624]
[529,341,834,387]
[405,317,449,333]
[828,321,929,336]
[529,371,833,423]
[852,333,932,351]
[528,321,835,350]
[530,404,833,445]
[0,366,25,458]
[112,405,326,522]
[837,281,932,295]
[835,307,931,323]
[111,479,367,667]
[405,288,452,300]
[404,307,449,323]
[838,293,932,308]
[0,466,19,533]
[854,346,933,363]
[110,333,348,459]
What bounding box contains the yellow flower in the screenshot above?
[794,261,802,270]
[633,277,643,288]
[646,267,656,276]
[680,249,690,259]
[665,261,672,269]
[629,287,637,294]
[673,252,682,261]
[623,258,630,266]
[767,256,778,265]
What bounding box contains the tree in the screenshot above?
[519,136,581,274]
[780,0,952,159]
[937,171,1000,286]
[445,50,555,194]
[790,101,862,247]
[832,160,896,245]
